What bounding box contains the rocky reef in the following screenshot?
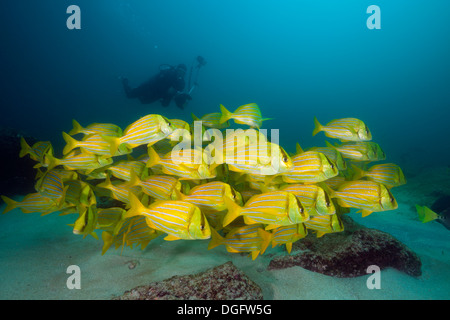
[115,261,263,300]
[268,216,422,278]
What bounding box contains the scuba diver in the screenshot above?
[121,56,207,110]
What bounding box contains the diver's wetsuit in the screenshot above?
[123,67,185,107]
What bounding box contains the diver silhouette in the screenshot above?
[121,57,206,110]
[121,63,190,109]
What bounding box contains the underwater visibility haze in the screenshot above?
[0,0,449,301]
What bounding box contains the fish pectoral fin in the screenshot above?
[361,209,373,217]
[264,224,281,231]
[164,234,181,241]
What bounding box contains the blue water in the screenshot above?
[1,0,450,300]
[2,0,449,167]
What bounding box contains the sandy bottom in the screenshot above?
[0,166,449,300]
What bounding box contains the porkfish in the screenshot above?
[208,224,272,260]
[125,193,211,241]
[327,180,398,217]
[219,103,271,129]
[222,191,309,230]
[313,117,372,142]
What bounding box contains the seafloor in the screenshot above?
[0,166,449,300]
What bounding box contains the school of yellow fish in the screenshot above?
[1,103,406,259]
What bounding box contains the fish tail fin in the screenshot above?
[219,104,233,124]
[351,164,366,180]
[19,137,31,158]
[312,117,323,136]
[101,135,120,156]
[126,169,141,188]
[207,228,224,250]
[69,119,83,136]
[101,231,114,255]
[62,132,78,155]
[146,146,161,168]
[258,228,272,255]
[125,192,146,219]
[318,182,336,199]
[222,196,242,227]
[325,140,337,150]
[69,119,84,136]
[191,113,200,121]
[416,205,439,223]
[43,152,60,171]
[1,195,18,214]
[173,187,185,201]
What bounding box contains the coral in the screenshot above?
[115,261,263,300]
[268,216,422,278]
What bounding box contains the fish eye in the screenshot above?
[283,155,288,163]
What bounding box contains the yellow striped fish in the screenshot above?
[351,163,406,188]
[167,118,192,145]
[127,171,181,200]
[327,180,398,217]
[281,184,335,216]
[304,214,344,237]
[222,129,293,175]
[192,112,230,129]
[62,179,92,208]
[313,117,372,141]
[219,103,271,129]
[19,138,53,163]
[125,193,211,241]
[97,207,126,231]
[147,146,216,180]
[44,149,113,172]
[101,216,161,254]
[271,223,307,254]
[34,169,67,204]
[62,132,131,157]
[280,151,338,184]
[68,119,122,137]
[223,191,309,229]
[208,224,272,260]
[106,160,146,181]
[1,193,59,215]
[327,141,385,161]
[309,146,347,170]
[176,181,243,213]
[322,175,347,190]
[102,114,175,156]
[73,204,98,239]
[96,174,142,204]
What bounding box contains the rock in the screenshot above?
[268,216,422,278]
[0,127,38,201]
[115,261,263,300]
